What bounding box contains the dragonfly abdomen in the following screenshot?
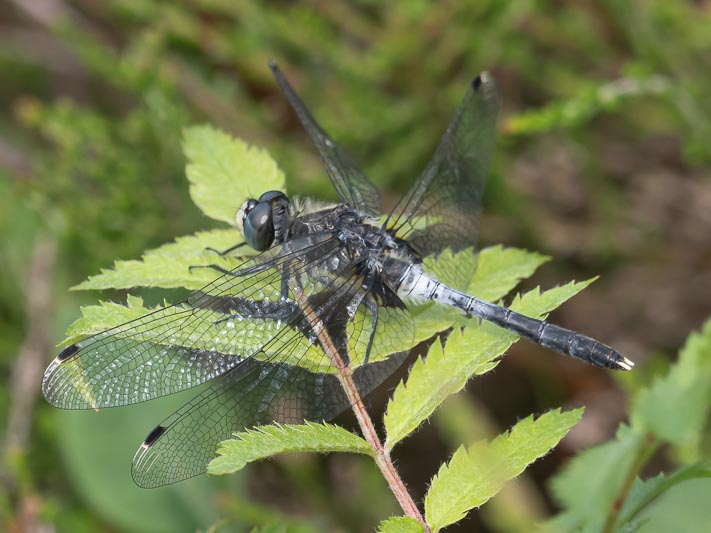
[475,303,632,370]
[396,267,632,371]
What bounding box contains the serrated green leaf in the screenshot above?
[409,246,551,354]
[377,516,425,533]
[73,229,254,290]
[208,422,372,475]
[384,279,595,448]
[617,461,711,528]
[422,248,477,293]
[548,426,645,532]
[465,245,549,302]
[511,277,596,317]
[425,409,582,532]
[183,125,285,223]
[632,318,711,448]
[60,295,153,347]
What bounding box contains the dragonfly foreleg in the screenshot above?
[188,263,238,277]
[188,258,277,278]
[204,241,248,256]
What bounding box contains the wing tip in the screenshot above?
[131,424,168,489]
[42,344,81,407]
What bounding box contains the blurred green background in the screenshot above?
[1,1,710,532]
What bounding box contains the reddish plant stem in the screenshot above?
[294,290,428,531]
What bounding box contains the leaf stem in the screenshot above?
[294,290,429,532]
[602,432,658,533]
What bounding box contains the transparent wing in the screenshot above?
[385,72,500,259]
[132,276,414,487]
[132,329,410,487]
[270,61,381,217]
[42,234,343,410]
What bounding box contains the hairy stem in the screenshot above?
[294,289,428,531]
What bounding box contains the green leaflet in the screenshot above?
[384,278,596,448]
[406,246,550,358]
[61,295,153,347]
[72,228,253,290]
[377,516,425,533]
[464,245,548,302]
[208,422,372,475]
[424,409,583,532]
[183,125,286,224]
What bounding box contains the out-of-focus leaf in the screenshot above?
[632,318,711,450]
[507,75,671,135]
[55,390,225,533]
[629,478,711,533]
[617,462,711,529]
[424,409,582,532]
[548,426,646,532]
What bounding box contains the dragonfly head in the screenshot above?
[236,190,290,251]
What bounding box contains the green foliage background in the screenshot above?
[1,1,711,532]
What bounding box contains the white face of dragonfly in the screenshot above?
[235,198,257,233]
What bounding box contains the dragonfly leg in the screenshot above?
[188,263,238,277]
[188,258,275,278]
[205,241,248,256]
[362,296,379,366]
[280,263,290,300]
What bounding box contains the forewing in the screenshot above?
[270,62,381,217]
[386,72,500,260]
[42,235,342,410]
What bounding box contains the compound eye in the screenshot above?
[258,190,287,204]
[235,199,258,231]
[243,202,274,251]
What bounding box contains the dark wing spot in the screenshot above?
[143,425,167,447]
[472,75,483,90]
[57,344,80,362]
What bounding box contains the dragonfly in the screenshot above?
[43,61,633,489]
